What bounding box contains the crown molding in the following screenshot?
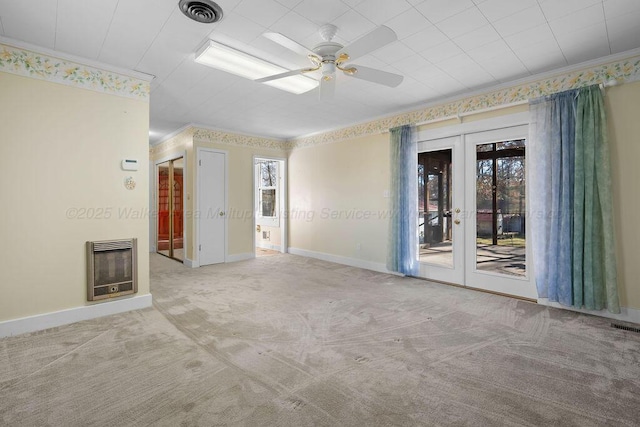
[150,124,194,147]
[0,37,151,101]
[288,50,640,150]
[0,36,154,81]
[149,127,194,157]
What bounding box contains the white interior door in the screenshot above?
[416,116,536,300]
[198,149,226,266]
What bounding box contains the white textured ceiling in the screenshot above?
[1,0,640,144]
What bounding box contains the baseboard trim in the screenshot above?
[537,299,640,324]
[288,247,393,274]
[227,253,254,263]
[0,294,153,338]
[257,242,281,251]
[184,258,199,268]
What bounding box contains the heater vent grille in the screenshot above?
[93,240,133,252]
[87,238,138,301]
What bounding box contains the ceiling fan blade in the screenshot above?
[263,32,315,57]
[346,65,404,88]
[336,26,397,61]
[254,68,306,83]
[319,76,335,101]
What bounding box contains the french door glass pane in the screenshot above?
[418,149,453,267]
[475,141,526,277]
[172,158,184,261]
[157,161,171,258]
[158,158,184,261]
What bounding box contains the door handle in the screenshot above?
[220,211,225,216]
[454,219,461,225]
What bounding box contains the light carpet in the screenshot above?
[1,253,639,426]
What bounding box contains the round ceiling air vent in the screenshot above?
[178,0,223,24]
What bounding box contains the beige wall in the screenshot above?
[288,132,390,265]
[151,132,287,260]
[288,86,640,310]
[606,81,640,309]
[0,72,150,322]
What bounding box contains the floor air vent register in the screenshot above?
[86,238,137,301]
[611,322,640,334]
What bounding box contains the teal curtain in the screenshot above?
[573,86,619,312]
[387,125,419,275]
[530,85,620,313]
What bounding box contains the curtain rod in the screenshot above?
[416,100,529,127]
[600,78,620,92]
[381,100,528,133]
[383,79,623,134]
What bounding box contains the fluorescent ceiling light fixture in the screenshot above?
[195,40,318,94]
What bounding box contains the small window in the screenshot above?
[256,160,279,226]
[261,161,277,188]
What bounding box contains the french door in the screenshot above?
[417,136,465,285]
[417,119,537,300]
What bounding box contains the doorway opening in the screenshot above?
[157,157,184,262]
[254,157,287,258]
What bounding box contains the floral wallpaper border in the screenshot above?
[0,43,150,100]
[192,128,285,151]
[149,126,286,157]
[287,54,640,150]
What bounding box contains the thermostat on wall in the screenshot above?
[121,159,139,171]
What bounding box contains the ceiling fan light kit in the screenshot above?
[259,24,404,100]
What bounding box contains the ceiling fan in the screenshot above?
[257,24,404,100]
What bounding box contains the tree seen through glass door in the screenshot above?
[475,140,526,277]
